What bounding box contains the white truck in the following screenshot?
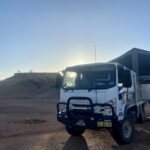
[57,63,149,144]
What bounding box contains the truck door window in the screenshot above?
[118,66,132,88]
[118,66,123,84]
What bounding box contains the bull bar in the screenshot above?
[57,97,119,130]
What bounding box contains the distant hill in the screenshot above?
[0,73,59,98]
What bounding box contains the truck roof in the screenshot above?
[66,62,118,70]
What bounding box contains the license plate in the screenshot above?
[76,120,85,126]
[97,121,112,127]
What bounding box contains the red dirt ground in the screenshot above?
[0,97,149,150]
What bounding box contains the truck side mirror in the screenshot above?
[122,70,132,88]
[55,73,63,88]
[118,83,123,88]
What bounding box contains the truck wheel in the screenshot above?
[138,106,145,123]
[65,125,85,136]
[113,117,134,144]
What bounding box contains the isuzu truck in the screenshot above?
[57,63,149,144]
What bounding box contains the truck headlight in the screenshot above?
[108,98,116,113]
[108,98,116,106]
[105,106,113,116]
[59,104,66,114]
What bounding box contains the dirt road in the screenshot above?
[0,97,149,150]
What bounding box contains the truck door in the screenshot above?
[95,65,118,104]
[128,72,136,104]
[118,66,135,104]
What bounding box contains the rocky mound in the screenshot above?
[0,73,58,98]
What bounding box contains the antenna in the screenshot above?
[95,45,97,63]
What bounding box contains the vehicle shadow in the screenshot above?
[63,136,89,150]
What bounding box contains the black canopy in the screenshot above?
[110,48,150,83]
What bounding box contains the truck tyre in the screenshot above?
[113,117,134,144]
[65,125,85,136]
[138,106,145,123]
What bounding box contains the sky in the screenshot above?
[1,0,150,79]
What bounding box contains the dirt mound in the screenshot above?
[0,73,58,98]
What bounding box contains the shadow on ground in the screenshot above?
[63,136,89,150]
[62,119,150,150]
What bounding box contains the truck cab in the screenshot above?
[57,63,138,144]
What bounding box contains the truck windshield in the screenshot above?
[63,64,116,90]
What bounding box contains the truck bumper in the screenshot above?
[57,97,119,130]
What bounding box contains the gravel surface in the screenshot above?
[0,98,149,150]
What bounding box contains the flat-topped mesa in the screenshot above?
[0,72,58,98]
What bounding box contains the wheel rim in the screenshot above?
[123,120,132,138]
